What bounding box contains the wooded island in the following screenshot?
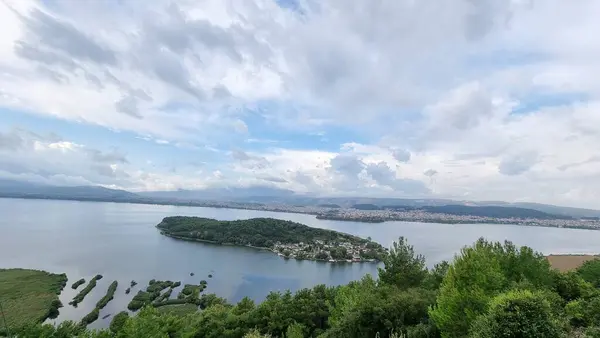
[156,216,387,262]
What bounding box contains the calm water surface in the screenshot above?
[1,198,600,329]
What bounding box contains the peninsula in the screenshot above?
[156,216,387,262]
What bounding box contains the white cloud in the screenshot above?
[2,0,600,207]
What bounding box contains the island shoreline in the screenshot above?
[157,217,386,263]
[161,232,381,263]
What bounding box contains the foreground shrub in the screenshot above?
[429,238,555,338]
[468,290,561,338]
[325,275,436,338]
[110,311,129,333]
[577,259,600,288]
[565,296,600,327]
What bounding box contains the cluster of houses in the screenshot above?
[270,239,381,263]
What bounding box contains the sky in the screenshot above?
[1,0,600,208]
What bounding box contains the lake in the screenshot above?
[1,198,600,329]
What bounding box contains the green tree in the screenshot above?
[422,261,449,290]
[233,297,256,315]
[328,275,378,328]
[468,290,561,338]
[565,295,600,328]
[552,271,595,302]
[286,322,305,338]
[316,251,329,260]
[110,311,130,333]
[577,259,600,287]
[378,237,427,289]
[429,238,555,338]
[325,286,436,338]
[244,329,272,338]
[117,307,187,338]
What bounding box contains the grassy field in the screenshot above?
[0,269,67,333]
[546,255,600,272]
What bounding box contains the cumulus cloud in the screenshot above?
[498,152,539,176]
[2,0,600,207]
[231,149,270,170]
[0,128,127,186]
[392,148,411,163]
[366,161,429,194]
[329,154,365,177]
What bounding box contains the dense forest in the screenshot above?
[156,216,380,249]
[10,236,600,337]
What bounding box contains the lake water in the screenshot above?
[1,198,600,329]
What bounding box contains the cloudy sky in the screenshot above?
[1,0,600,208]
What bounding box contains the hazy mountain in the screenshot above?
[0,179,139,200]
[492,202,600,218]
[138,186,297,202]
[2,178,600,219]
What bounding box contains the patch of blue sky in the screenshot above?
[0,108,223,170]
[241,110,366,152]
[274,0,306,15]
[511,92,588,115]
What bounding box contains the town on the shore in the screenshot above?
[162,200,600,230]
[270,239,385,263]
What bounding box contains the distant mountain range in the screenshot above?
[2,179,600,218]
[137,186,296,201]
[0,179,138,201]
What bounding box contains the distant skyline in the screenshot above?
[1,1,600,208]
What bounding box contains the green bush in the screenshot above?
[127,290,161,311]
[96,280,118,309]
[565,295,600,327]
[429,238,555,338]
[585,327,600,338]
[577,259,600,287]
[70,274,103,306]
[146,280,174,293]
[468,290,561,338]
[198,293,229,309]
[286,322,305,338]
[153,287,173,304]
[80,307,100,326]
[325,285,436,338]
[47,299,63,319]
[553,271,589,302]
[71,278,85,289]
[109,311,129,333]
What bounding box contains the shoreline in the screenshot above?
[160,232,380,264]
[2,196,600,230]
